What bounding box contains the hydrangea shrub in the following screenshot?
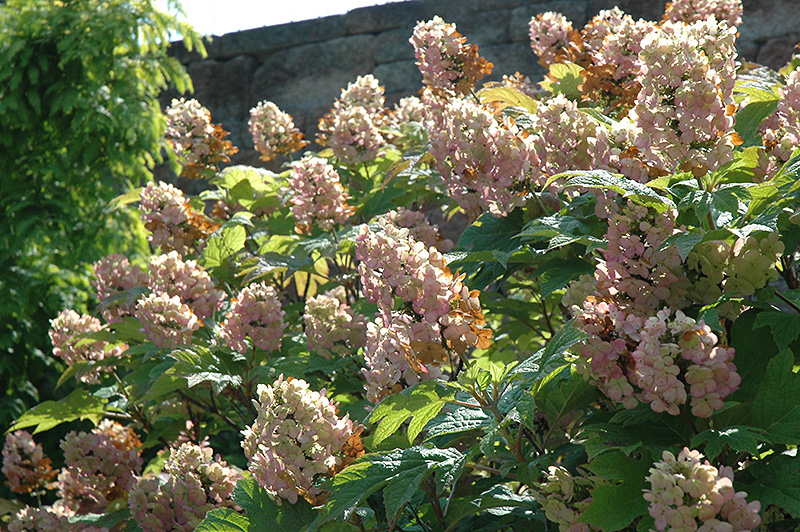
[5,1,800,531]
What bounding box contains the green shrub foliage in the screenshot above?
[0,0,204,434]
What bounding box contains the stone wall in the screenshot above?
[168,0,800,170]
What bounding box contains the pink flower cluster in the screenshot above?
[304,293,367,359]
[530,94,613,181]
[163,96,239,177]
[777,67,800,146]
[752,68,800,180]
[165,98,216,166]
[593,201,687,315]
[139,181,195,255]
[288,155,354,233]
[248,100,307,161]
[426,94,535,216]
[49,309,124,383]
[581,8,624,54]
[220,282,285,354]
[362,312,446,403]
[589,10,654,82]
[390,96,425,125]
[645,448,761,531]
[148,251,224,319]
[575,304,740,417]
[134,292,200,349]
[129,443,240,532]
[57,421,142,513]
[382,208,454,251]
[241,376,356,503]
[528,12,574,67]
[317,75,387,164]
[92,254,148,321]
[339,73,385,114]
[356,219,490,400]
[663,0,743,27]
[534,466,595,532]
[8,504,108,532]
[2,430,56,494]
[356,219,461,322]
[630,20,738,175]
[410,16,493,96]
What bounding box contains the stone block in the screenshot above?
[480,42,545,83]
[478,0,542,10]
[251,34,377,93]
[374,28,417,63]
[458,10,513,46]
[740,0,800,43]
[345,1,429,35]
[373,60,424,95]
[189,55,258,118]
[193,15,348,61]
[420,0,483,23]
[757,33,800,70]
[737,38,760,63]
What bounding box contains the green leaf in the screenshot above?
[750,349,800,444]
[477,86,538,113]
[424,404,492,441]
[534,258,595,297]
[232,475,315,531]
[580,450,652,531]
[552,170,676,212]
[658,232,704,262]
[68,509,131,530]
[443,484,538,528]
[531,365,597,425]
[370,381,452,446]
[7,389,107,434]
[511,319,588,379]
[170,346,243,394]
[539,62,584,100]
[739,453,800,517]
[106,187,143,211]
[690,426,767,460]
[753,311,800,352]
[203,225,246,268]
[728,309,782,403]
[517,215,605,252]
[458,209,526,254]
[734,99,779,147]
[195,508,252,532]
[321,447,463,524]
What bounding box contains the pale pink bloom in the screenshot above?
[528,12,573,67]
[129,442,240,532]
[288,155,353,233]
[57,422,142,513]
[645,448,760,531]
[241,376,356,503]
[148,251,225,319]
[134,292,200,349]
[304,294,367,359]
[49,309,125,383]
[93,254,148,322]
[663,0,743,27]
[221,282,285,354]
[2,431,56,494]
[248,100,307,161]
[410,16,492,96]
